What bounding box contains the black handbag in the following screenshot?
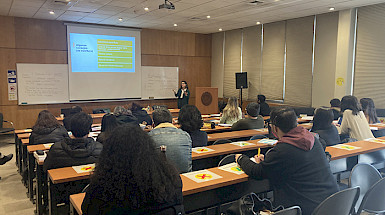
[226,193,284,215]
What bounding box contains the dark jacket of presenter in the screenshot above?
[173,81,190,109]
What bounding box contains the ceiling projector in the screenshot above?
[159,0,175,10]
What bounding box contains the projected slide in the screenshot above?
[70,33,135,72]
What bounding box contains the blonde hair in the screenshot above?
[223,97,241,119]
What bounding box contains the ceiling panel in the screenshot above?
[2,0,385,33]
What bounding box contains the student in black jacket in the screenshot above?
[311,108,341,146]
[96,114,119,144]
[82,125,184,215]
[231,102,264,131]
[44,112,103,171]
[173,81,190,109]
[130,102,153,125]
[257,94,271,116]
[236,107,338,215]
[29,110,69,145]
[330,98,341,120]
[63,105,82,131]
[178,105,208,147]
[113,106,138,126]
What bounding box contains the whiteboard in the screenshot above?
[17,64,69,105]
[141,66,179,99]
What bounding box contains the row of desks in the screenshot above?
[68,136,385,215]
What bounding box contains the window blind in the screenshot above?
[223,29,242,98]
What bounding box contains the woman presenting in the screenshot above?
[173,81,190,109]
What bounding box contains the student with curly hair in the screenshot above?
[82,125,184,214]
[178,105,208,147]
[29,110,69,145]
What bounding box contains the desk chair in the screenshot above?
[355,177,385,215]
[311,187,359,215]
[212,139,232,145]
[218,154,236,166]
[274,206,302,215]
[349,163,382,213]
[249,135,267,141]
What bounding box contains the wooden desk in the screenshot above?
[201,125,231,133]
[369,123,385,130]
[69,166,270,215]
[207,129,268,142]
[56,113,106,121]
[192,139,271,160]
[15,129,32,134]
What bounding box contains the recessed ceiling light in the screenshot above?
[118,18,123,21]
[49,11,55,15]
[329,7,335,11]
[219,28,223,31]
[144,7,149,11]
[206,15,211,19]
[274,0,280,2]
[174,23,178,27]
[256,21,261,25]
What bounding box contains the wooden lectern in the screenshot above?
[195,87,218,114]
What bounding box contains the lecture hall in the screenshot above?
[1,0,385,214]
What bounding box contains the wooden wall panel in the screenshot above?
[14,17,67,51]
[141,29,160,55]
[0,16,15,48]
[178,32,195,56]
[0,17,211,129]
[195,34,211,57]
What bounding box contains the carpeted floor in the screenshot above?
[0,134,35,215]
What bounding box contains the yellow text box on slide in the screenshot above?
[98,45,133,52]
[97,39,132,46]
[98,52,132,57]
[98,63,132,69]
[98,57,132,63]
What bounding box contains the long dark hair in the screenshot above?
[33,110,61,130]
[360,98,378,124]
[312,108,334,131]
[89,125,181,209]
[130,102,143,112]
[180,81,188,89]
[178,105,203,133]
[341,95,361,115]
[101,114,119,133]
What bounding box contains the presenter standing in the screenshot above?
[173,81,190,109]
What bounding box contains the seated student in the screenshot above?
[218,100,227,114]
[236,107,338,215]
[29,110,69,145]
[220,97,242,125]
[257,94,271,117]
[311,108,341,146]
[360,98,379,124]
[148,108,192,173]
[82,125,184,215]
[130,102,153,125]
[44,112,103,171]
[330,98,341,120]
[338,95,374,141]
[97,114,119,144]
[178,105,208,147]
[113,106,138,126]
[63,105,82,131]
[231,102,264,131]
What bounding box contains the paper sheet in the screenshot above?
[192,147,215,153]
[254,128,268,132]
[218,163,245,175]
[258,139,278,145]
[330,144,361,150]
[72,164,95,174]
[43,143,54,149]
[182,170,222,183]
[218,123,232,127]
[230,141,255,147]
[366,138,385,144]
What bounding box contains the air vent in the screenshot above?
[52,0,73,6]
[189,17,204,21]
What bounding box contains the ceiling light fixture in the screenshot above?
[329,7,335,11]
[118,18,123,21]
[256,21,261,25]
[219,28,223,31]
[49,11,55,15]
[159,0,175,10]
[144,7,149,11]
[174,23,178,27]
[206,15,211,19]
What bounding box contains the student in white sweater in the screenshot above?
[338,96,374,141]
